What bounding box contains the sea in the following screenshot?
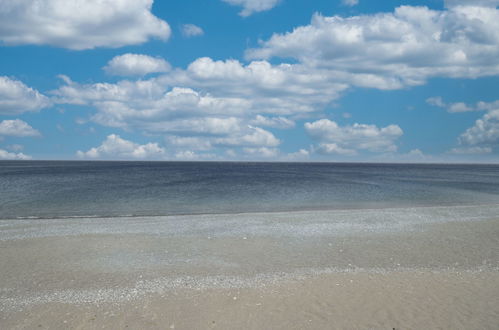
[1,160,499,219]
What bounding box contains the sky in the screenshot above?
[1,0,499,162]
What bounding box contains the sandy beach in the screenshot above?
[1,206,499,329]
[2,270,499,329]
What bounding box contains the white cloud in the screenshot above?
[314,143,357,155]
[51,57,346,157]
[285,148,310,160]
[448,102,473,113]
[53,57,349,133]
[175,150,204,160]
[168,57,348,114]
[214,126,280,147]
[132,119,280,153]
[166,136,213,151]
[0,149,32,160]
[52,80,252,126]
[145,117,243,135]
[426,96,446,108]
[104,54,171,76]
[250,115,295,129]
[76,134,165,159]
[449,146,492,154]
[342,0,359,7]
[407,149,424,157]
[0,119,40,137]
[0,76,50,115]
[305,119,403,154]
[445,0,499,8]
[221,0,281,16]
[427,96,499,113]
[181,24,204,37]
[243,147,279,158]
[247,5,499,88]
[6,144,24,152]
[371,148,432,163]
[458,109,499,146]
[0,0,170,50]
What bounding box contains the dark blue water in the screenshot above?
[1,161,499,219]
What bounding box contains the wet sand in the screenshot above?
[1,205,499,329]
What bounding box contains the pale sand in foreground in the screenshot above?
[1,206,499,329]
[2,271,499,330]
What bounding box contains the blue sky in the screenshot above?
[1,0,499,162]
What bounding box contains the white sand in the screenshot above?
[1,206,498,329]
[2,270,499,329]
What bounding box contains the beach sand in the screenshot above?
[2,270,499,329]
[1,206,499,329]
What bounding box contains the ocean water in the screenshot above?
[1,161,499,219]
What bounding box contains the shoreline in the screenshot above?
[3,201,499,221]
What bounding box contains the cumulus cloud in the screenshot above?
[427,96,499,113]
[215,126,280,147]
[154,117,244,136]
[0,76,50,115]
[163,125,280,159]
[247,5,499,88]
[52,79,252,126]
[174,150,215,160]
[221,0,281,16]
[6,144,24,152]
[408,148,424,156]
[166,136,213,151]
[104,54,171,76]
[445,0,499,8]
[0,149,32,160]
[181,24,204,37]
[285,148,310,160]
[447,103,473,113]
[76,134,165,159]
[166,57,348,114]
[0,119,40,137]
[342,0,359,7]
[243,147,279,158]
[0,0,171,50]
[448,146,492,154]
[53,66,285,156]
[371,148,433,163]
[305,119,403,154]
[314,143,357,156]
[426,96,446,108]
[52,57,348,130]
[250,115,295,129]
[51,57,346,156]
[458,109,499,146]
[49,1,499,160]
